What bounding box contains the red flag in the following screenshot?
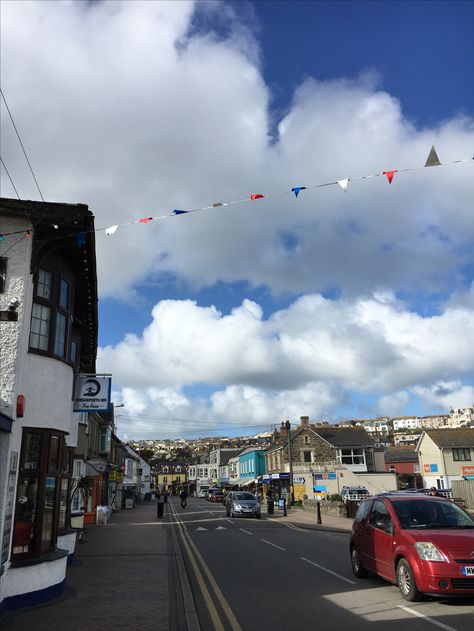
[250,194,264,200]
[138,217,153,224]
[383,170,397,184]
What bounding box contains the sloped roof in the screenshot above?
[422,428,474,448]
[220,449,243,465]
[385,445,418,463]
[313,426,374,447]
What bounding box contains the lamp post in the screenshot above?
[285,420,294,505]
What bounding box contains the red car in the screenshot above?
[209,491,224,503]
[350,493,474,601]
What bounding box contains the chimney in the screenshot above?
[280,421,287,436]
[300,416,310,427]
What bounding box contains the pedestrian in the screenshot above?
[180,488,188,508]
[429,487,440,496]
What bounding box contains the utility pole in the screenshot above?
[285,420,294,505]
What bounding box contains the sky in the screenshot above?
[1,0,474,439]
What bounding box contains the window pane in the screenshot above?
[42,477,57,550]
[70,338,79,364]
[23,433,42,470]
[37,269,53,299]
[59,278,70,309]
[54,312,67,357]
[49,435,60,471]
[58,478,69,529]
[13,476,39,555]
[30,303,51,350]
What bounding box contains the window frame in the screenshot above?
[452,448,471,462]
[29,265,76,364]
[12,428,70,561]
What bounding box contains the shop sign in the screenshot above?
[424,463,439,473]
[462,466,474,476]
[73,375,111,412]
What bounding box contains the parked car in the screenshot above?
[198,489,208,498]
[225,492,261,518]
[341,486,370,502]
[350,493,474,601]
[209,490,224,503]
[206,488,221,501]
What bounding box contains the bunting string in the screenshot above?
[1,146,472,245]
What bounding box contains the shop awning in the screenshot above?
[231,477,255,487]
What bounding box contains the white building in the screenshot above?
[447,407,474,428]
[0,198,98,611]
[392,417,421,431]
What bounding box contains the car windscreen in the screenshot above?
[393,500,474,529]
[233,493,255,501]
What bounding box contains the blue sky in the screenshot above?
[2,1,474,438]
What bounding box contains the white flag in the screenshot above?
[337,178,349,192]
[105,225,119,236]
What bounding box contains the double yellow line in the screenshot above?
[171,504,242,631]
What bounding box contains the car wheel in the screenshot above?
[396,558,422,602]
[350,545,368,578]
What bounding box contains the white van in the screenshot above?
[341,486,370,502]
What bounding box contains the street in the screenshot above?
[173,497,474,631]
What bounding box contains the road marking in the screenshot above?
[239,529,253,535]
[172,504,242,631]
[300,557,356,585]
[260,538,286,551]
[196,527,208,531]
[286,523,309,533]
[215,526,227,530]
[398,606,459,631]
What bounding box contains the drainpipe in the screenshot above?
[440,448,449,489]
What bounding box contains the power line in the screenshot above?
[0,156,20,198]
[0,89,45,201]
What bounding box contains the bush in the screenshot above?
[327,493,342,502]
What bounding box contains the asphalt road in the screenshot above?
[171,497,474,631]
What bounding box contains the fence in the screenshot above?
[451,480,474,509]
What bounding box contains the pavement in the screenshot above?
[0,499,352,631]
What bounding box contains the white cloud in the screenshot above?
[100,285,474,436]
[411,382,474,412]
[2,1,473,301]
[3,2,474,437]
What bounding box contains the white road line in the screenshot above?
[260,538,285,551]
[239,529,253,535]
[286,523,309,533]
[300,557,356,585]
[398,606,459,631]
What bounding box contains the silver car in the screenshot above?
[225,492,261,518]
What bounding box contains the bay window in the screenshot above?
[29,265,75,362]
[12,429,70,560]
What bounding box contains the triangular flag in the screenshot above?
[383,170,397,184]
[337,178,349,192]
[425,145,441,167]
[173,209,188,215]
[291,186,306,198]
[105,225,119,236]
[138,217,153,224]
[75,232,86,248]
[250,194,264,200]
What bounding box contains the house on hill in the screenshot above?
[416,428,474,489]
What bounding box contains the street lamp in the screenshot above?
[285,420,294,505]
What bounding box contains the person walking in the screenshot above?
[180,488,188,508]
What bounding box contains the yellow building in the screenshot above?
[155,462,187,492]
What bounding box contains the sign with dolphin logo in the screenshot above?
[73,375,111,412]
